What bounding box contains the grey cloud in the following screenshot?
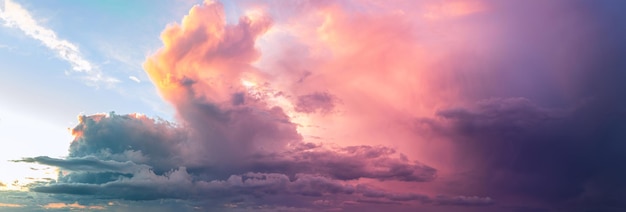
[32,168,193,200]
[178,101,303,164]
[246,144,436,182]
[36,112,435,184]
[68,112,188,174]
[12,156,149,174]
[355,184,493,206]
[22,112,440,210]
[31,183,99,196]
[30,169,489,210]
[289,174,356,196]
[57,172,132,185]
[294,92,337,114]
[357,184,428,202]
[231,92,246,105]
[30,172,352,201]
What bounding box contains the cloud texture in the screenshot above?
[13,0,626,211]
[20,112,442,210]
[0,0,118,85]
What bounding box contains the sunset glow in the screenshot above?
[2,0,626,211]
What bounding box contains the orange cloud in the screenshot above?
[0,203,23,208]
[42,202,105,210]
[145,0,272,106]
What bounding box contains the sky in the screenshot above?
[1,0,626,211]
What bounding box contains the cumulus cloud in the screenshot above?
[8,0,453,199]
[67,113,187,173]
[23,112,442,209]
[13,0,626,211]
[10,0,489,210]
[0,0,118,85]
[25,112,434,176]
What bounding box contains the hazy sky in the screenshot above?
[1,0,626,211]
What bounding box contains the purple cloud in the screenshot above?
[294,92,338,114]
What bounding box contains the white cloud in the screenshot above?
[0,0,118,85]
[129,76,141,83]
[0,43,11,49]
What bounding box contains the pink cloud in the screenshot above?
[20,0,626,211]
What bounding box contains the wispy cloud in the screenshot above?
[0,0,118,86]
[0,43,12,50]
[129,76,141,83]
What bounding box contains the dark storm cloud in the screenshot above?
[406,0,626,210]
[418,96,626,210]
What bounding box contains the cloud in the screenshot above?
[12,156,150,174]
[43,202,104,210]
[14,0,626,211]
[417,97,626,210]
[0,203,22,208]
[31,168,482,210]
[0,0,118,85]
[0,43,12,50]
[423,97,564,137]
[27,113,436,195]
[356,184,429,202]
[12,0,489,210]
[67,113,187,173]
[294,92,337,114]
[246,144,436,182]
[433,195,494,206]
[129,76,141,83]
[34,171,351,201]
